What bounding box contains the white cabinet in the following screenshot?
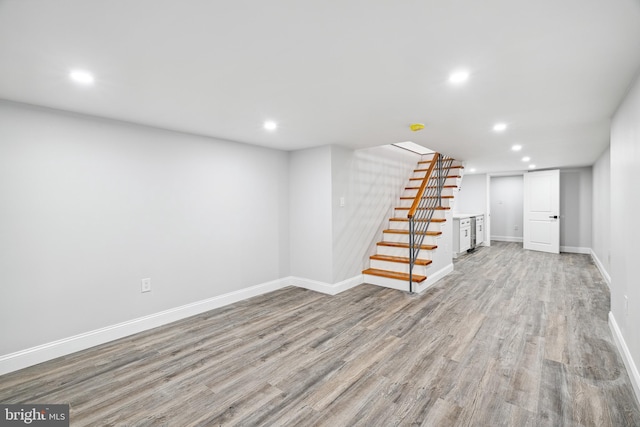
[453,217,471,256]
[475,215,484,245]
[454,213,485,257]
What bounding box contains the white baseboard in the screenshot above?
[491,236,523,243]
[415,263,454,293]
[590,249,611,288]
[609,312,640,407]
[0,278,289,376]
[0,274,366,375]
[560,246,591,254]
[288,274,363,296]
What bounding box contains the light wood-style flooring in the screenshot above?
[1,242,639,426]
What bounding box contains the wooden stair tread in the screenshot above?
[405,185,457,190]
[409,176,461,180]
[390,218,447,224]
[414,166,464,172]
[384,228,442,236]
[362,268,427,283]
[400,196,454,200]
[393,210,447,222]
[391,217,445,223]
[370,254,432,266]
[377,241,437,250]
[417,159,462,165]
[394,206,450,210]
[389,217,444,223]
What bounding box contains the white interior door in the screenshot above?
[523,169,559,253]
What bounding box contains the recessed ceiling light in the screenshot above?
[264,120,277,131]
[511,145,522,151]
[493,123,507,132]
[469,168,476,173]
[69,70,94,85]
[449,69,470,84]
[522,156,531,162]
[529,164,536,169]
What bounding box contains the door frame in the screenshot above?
[486,171,525,247]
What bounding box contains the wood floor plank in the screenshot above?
[1,242,639,426]
[419,398,463,427]
[545,312,570,364]
[537,358,573,426]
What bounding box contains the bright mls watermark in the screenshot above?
[1,404,69,426]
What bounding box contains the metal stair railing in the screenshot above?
[407,153,455,292]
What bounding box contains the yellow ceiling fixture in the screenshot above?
[409,123,425,132]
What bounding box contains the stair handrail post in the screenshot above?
[407,152,440,293]
[437,155,443,208]
[408,218,414,293]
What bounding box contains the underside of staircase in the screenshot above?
[362,153,463,293]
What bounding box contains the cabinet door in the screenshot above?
[453,219,461,253]
[460,226,471,251]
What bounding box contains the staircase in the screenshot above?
[363,152,463,293]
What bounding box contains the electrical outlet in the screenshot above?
[141,278,151,293]
[514,225,519,231]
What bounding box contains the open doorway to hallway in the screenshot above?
[489,175,524,244]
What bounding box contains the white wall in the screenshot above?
[288,146,333,283]
[560,167,592,252]
[592,147,611,280]
[0,101,425,370]
[290,144,419,285]
[610,71,640,401]
[453,174,487,214]
[490,175,524,242]
[331,145,419,283]
[0,101,290,356]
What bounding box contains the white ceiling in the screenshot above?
[1,0,640,174]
